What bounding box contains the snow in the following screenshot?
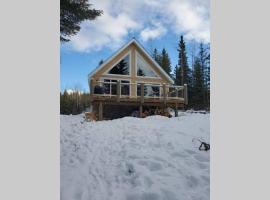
[61,112,210,200]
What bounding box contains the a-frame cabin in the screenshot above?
[88,38,188,120]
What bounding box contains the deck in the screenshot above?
[89,80,188,120]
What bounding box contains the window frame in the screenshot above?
[104,51,132,77]
[100,78,131,97]
[135,51,160,79]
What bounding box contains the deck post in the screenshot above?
[175,103,178,117]
[117,81,121,102]
[140,83,144,103]
[175,87,179,98]
[163,84,167,105]
[90,79,95,102]
[139,104,143,118]
[98,102,103,121]
[184,84,188,105]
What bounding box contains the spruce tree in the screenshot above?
[174,65,181,85]
[152,48,159,61]
[98,59,104,66]
[160,48,172,76]
[60,0,103,42]
[109,59,128,75]
[152,48,162,66]
[205,44,210,110]
[192,58,204,109]
[60,90,72,114]
[177,35,191,86]
[198,42,209,108]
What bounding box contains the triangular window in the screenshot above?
[137,54,158,77]
[108,55,130,75]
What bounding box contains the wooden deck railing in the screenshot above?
[90,79,188,105]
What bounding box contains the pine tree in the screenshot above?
[152,48,159,62]
[174,65,181,85]
[109,59,128,75]
[177,35,191,86]
[205,44,210,110]
[98,59,104,66]
[151,48,161,66]
[160,48,172,76]
[60,90,72,114]
[192,58,204,109]
[60,0,103,42]
[151,48,171,76]
[198,42,209,108]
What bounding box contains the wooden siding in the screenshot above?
[90,43,172,97]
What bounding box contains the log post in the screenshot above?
[140,83,144,104]
[90,79,95,102]
[98,102,103,121]
[175,87,179,98]
[117,81,121,102]
[163,84,167,105]
[139,104,143,118]
[184,84,188,105]
[175,103,178,117]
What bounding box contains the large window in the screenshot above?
[108,55,130,75]
[137,55,158,77]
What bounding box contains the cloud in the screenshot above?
[166,0,210,42]
[69,12,139,52]
[140,24,167,42]
[66,0,210,52]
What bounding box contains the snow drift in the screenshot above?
[61,112,210,200]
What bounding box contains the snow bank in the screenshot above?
[61,113,210,200]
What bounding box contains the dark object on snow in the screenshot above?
[192,138,210,151]
[126,163,135,175]
[131,110,139,117]
[199,142,210,151]
[94,85,106,94]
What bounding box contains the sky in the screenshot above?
[60,0,210,92]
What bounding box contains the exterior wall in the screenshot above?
[90,43,172,97]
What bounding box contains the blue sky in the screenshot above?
[61,0,209,92]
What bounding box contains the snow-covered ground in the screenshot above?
[61,112,210,200]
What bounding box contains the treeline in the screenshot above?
[60,90,90,115]
[152,35,210,110]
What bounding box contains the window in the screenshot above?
[120,80,130,95]
[137,55,158,77]
[108,55,130,75]
[102,79,130,96]
[137,83,160,97]
[103,79,117,95]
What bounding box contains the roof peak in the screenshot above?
[88,38,174,84]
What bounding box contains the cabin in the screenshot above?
[88,38,188,120]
